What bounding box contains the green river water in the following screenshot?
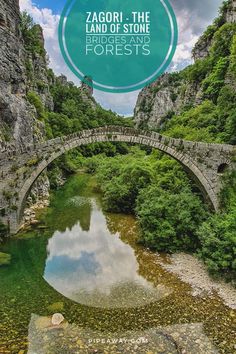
[0,174,235,354]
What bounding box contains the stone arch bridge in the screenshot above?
[0,126,235,234]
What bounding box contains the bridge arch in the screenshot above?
[16,126,219,229]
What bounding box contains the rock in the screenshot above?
[35,316,52,330]
[225,0,236,23]
[51,313,65,326]
[0,0,49,146]
[27,172,50,206]
[192,33,213,61]
[34,314,68,332]
[81,75,93,96]
[31,220,39,225]
[134,73,202,129]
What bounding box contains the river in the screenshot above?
[0,174,235,353]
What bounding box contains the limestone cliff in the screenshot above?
[134,0,236,130]
[56,74,97,110]
[134,73,202,129]
[0,0,55,210]
[226,0,236,23]
[0,0,47,146]
[0,1,96,147]
[24,24,54,111]
[0,0,98,213]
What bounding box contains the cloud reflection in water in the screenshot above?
[44,197,171,308]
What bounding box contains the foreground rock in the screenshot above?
[28,314,219,354]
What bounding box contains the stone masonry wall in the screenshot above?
[0,126,235,233]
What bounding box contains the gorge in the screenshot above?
[0,1,236,353]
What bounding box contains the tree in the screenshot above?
[20,11,46,56]
[20,11,34,39]
[197,208,236,279]
[102,162,153,213]
[136,186,208,252]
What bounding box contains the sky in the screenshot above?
[19,0,223,116]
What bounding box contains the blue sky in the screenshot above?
[20,0,223,115]
[34,0,64,13]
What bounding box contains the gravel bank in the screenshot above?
[157,253,236,309]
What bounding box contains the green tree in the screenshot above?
[102,162,153,213]
[210,23,236,61]
[20,12,46,56]
[202,57,229,102]
[136,186,208,252]
[20,11,34,39]
[197,208,236,279]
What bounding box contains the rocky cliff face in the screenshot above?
[134,69,204,130]
[0,0,55,214]
[0,0,99,218]
[57,74,97,110]
[192,1,236,62]
[134,0,236,130]
[24,24,54,111]
[80,76,97,110]
[0,0,98,148]
[0,0,47,146]
[226,0,236,23]
[134,74,203,129]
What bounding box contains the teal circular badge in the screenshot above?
[59,0,178,93]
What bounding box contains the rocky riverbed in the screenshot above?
[157,253,236,310]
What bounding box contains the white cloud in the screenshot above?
[94,90,139,116]
[19,0,221,115]
[171,10,199,71]
[19,0,68,75]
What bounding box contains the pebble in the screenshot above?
[51,313,65,326]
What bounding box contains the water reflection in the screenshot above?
[44,197,170,308]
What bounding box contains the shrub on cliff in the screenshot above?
[27,91,45,119]
[202,57,229,102]
[210,23,236,61]
[20,11,46,56]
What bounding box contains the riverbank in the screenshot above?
[21,199,50,230]
[157,253,236,310]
